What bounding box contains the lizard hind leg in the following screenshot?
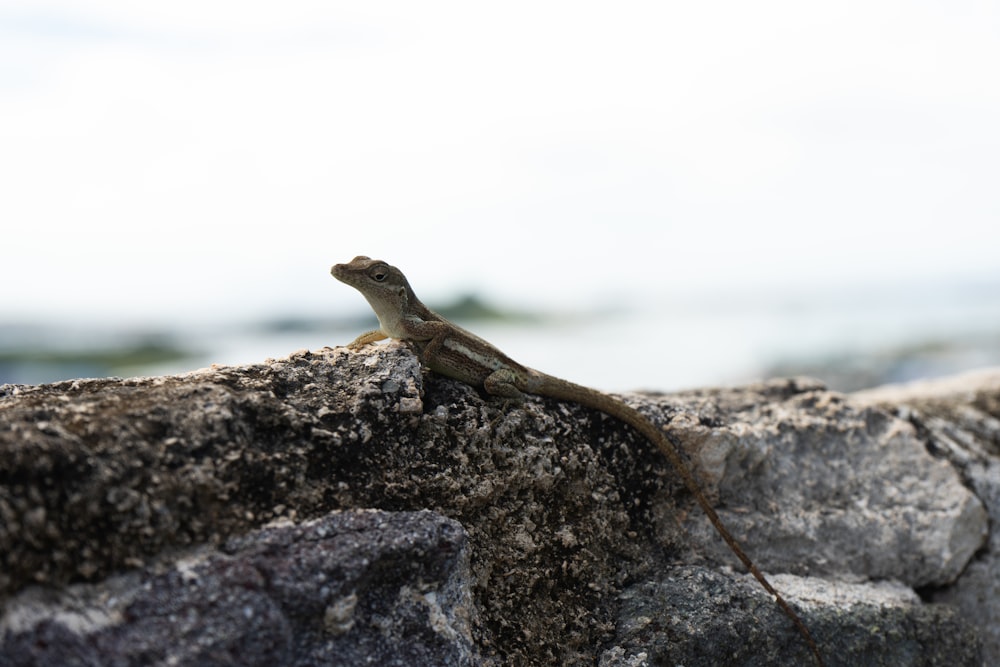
[483,368,527,401]
[482,369,528,431]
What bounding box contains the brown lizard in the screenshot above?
[331,255,823,665]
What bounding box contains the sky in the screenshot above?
[2,1,999,328]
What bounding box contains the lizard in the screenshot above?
[330,255,824,666]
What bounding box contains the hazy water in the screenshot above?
[3,281,999,392]
[147,284,1000,392]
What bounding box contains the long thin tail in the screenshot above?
[537,376,824,666]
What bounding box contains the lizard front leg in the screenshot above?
[412,320,454,365]
[347,329,388,349]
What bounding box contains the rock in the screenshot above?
[668,380,987,588]
[0,345,996,665]
[853,368,1000,663]
[603,568,979,667]
[0,509,477,667]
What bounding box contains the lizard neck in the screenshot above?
[366,286,438,340]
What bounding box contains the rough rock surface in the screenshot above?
[854,369,1000,664]
[0,345,996,666]
[0,510,476,666]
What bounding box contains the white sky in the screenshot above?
[2,1,999,326]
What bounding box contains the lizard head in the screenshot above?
[330,256,408,293]
[331,256,415,335]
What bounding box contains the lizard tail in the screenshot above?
[532,373,825,667]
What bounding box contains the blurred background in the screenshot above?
[2,2,998,392]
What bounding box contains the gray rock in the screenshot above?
[0,345,996,665]
[854,368,1000,664]
[0,509,477,667]
[603,568,979,667]
[668,381,987,588]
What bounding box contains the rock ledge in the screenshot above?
[1,347,997,666]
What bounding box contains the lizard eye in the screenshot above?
[371,266,388,282]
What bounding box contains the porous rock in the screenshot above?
[1,346,996,665]
[0,509,476,667]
